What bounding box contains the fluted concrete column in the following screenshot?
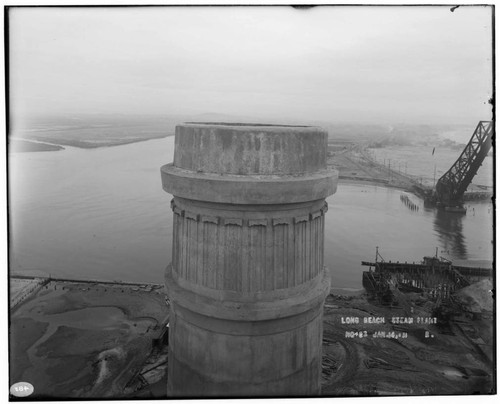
[161,123,338,397]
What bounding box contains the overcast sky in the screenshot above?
[8,5,493,125]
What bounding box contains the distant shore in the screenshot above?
[9,135,492,201]
[328,147,426,194]
[9,139,65,153]
[9,133,173,151]
[329,146,492,200]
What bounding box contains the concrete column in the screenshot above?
[161,123,338,397]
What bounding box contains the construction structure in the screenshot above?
[362,248,492,305]
[432,121,493,210]
[161,122,338,397]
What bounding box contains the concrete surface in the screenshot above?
[162,122,338,397]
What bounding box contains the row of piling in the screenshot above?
[400,194,419,211]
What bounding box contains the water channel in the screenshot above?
[9,137,494,292]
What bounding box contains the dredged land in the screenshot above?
[9,278,169,399]
[9,269,493,398]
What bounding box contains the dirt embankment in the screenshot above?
[327,146,424,193]
[9,281,169,399]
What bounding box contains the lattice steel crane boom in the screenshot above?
[435,121,493,207]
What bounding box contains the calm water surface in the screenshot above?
[9,137,494,291]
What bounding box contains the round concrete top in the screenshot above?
[161,163,338,204]
[173,122,328,175]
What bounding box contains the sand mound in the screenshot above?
[454,279,493,312]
